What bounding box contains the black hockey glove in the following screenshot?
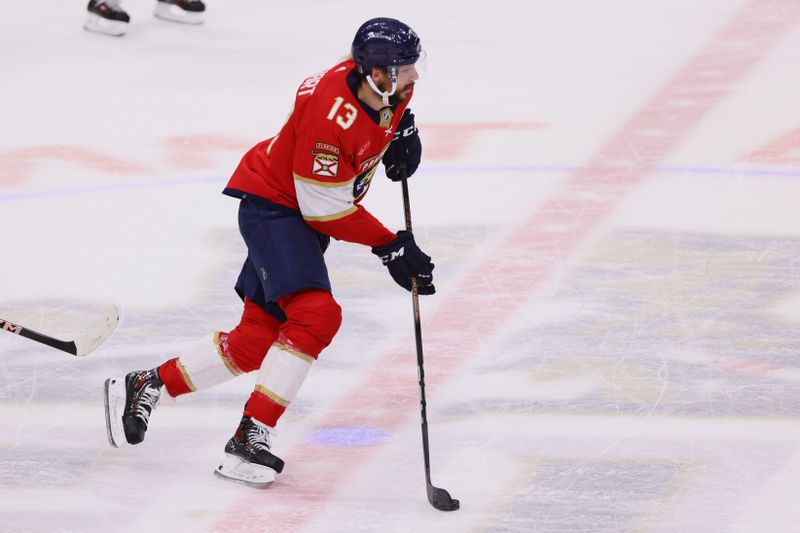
[372,231,435,294]
[382,109,422,181]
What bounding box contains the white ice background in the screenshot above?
[2,1,800,532]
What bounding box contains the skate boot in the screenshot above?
[153,0,206,25]
[214,416,285,488]
[104,369,163,447]
[84,0,130,37]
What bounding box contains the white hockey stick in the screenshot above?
[0,305,119,356]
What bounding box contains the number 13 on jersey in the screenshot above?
[327,97,357,130]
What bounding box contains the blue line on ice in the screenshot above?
[1,164,798,202]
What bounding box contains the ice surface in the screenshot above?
[2,0,800,531]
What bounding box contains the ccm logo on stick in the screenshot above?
[0,320,22,334]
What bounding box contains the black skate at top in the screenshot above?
[123,369,163,445]
[158,0,206,13]
[87,0,130,22]
[225,416,285,473]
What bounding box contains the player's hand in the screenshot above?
[371,231,435,294]
[382,109,422,181]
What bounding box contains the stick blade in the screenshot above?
[427,484,460,511]
[73,305,120,356]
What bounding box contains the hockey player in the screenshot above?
[104,17,434,488]
[84,0,206,37]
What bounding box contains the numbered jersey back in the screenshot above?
[225,59,412,230]
[287,59,411,200]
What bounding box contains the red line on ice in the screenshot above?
[421,122,548,160]
[214,2,799,530]
[0,146,149,187]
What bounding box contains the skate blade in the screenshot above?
[214,453,276,488]
[83,13,128,36]
[103,377,129,448]
[153,3,205,25]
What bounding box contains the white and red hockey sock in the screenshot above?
[243,336,315,426]
[158,299,283,397]
[244,289,342,426]
[158,333,244,397]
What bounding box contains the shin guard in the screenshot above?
[245,290,342,426]
[159,333,243,397]
[244,341,315,426]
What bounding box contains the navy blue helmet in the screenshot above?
[351,17,421,76]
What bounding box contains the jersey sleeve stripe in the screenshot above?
[302,206,358,222]
[293,173,356,188]
[294,172,358,220]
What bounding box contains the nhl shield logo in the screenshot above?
[379,108,394,131]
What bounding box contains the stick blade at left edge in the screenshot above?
[73,305,120,357]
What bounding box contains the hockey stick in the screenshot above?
[399,164,460,512]
[0,305,119,356]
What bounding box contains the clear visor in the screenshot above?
[395,48,427,82]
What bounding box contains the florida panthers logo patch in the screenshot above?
[311,151,339,177]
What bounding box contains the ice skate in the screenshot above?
[153,0,205,25]
[104,369,163,447]
[84,0,130,37]
[214,416,285,488]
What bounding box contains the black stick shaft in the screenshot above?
[400,168,433,486]
[0,318,78,355]
[398,164,460,511]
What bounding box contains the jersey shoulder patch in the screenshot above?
[311,142,340,178]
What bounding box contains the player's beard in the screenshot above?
[389,81,414,106]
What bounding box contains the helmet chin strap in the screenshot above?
[367,66,398,106]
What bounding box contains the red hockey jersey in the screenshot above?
[224,59,412,248]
